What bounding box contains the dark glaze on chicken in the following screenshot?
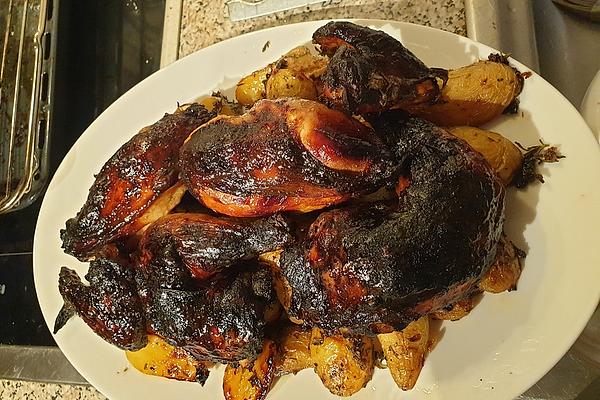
[61,104,216,261]
[54,258,147,351]
[179,98,396,217]
[314,21,447,114]
[134,212,289,361]
[139,266,277,362]
[280,113,505,334]
[138,213,291,287]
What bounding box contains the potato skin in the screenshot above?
[223,340,277,400]
[236,67,270,107]
[266,69,317,101]
[431,294,478,321]
[274,325,313,376]
[125,334,209,383]
[408,60,523,126]
[310,329,374,397]
[235,46,327,106]
[479,234,523,293]
[199,95,242,116]
[448,126,523,185]
[377,317,429,391]
[280,46,328,78]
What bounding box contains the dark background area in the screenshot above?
[0,0,165,346]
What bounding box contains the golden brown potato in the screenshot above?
[199,95,241,116]
[235,67,270,107]
[266,69,317,101]
[377,316,429,391]
[431,294,479,321]
[448,126,523,185]
[223,340,277,400]
[280,46,328,79]
[479,234,524,293]
[310,328,374,397]
[125,334,209,383]
[274,325,314,376]
[408,59,523,126]
[235,46,327,106]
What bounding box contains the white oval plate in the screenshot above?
[34,20,600,400]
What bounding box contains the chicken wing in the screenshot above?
[61,103,216,261]
[137,213,291,287]
[54,258,147,351]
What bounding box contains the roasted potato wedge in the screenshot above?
[377,316,429,391]
[479,234,524,293]
[266,69,317,101]
[223,340,277,400]
[125,334,209,383]
[448,126,523,185]
[408,58,523,126]
[432,294,479,321]
[310,328,374,397]
[274,324,313,376]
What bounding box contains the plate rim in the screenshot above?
[33,18,600,400]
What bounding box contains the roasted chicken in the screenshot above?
[54,258,147,351]
[61,103,216,261]
[280,113,505,334]
[57,210,290,362]
[137,213,291,287]
[140,266,278,363]
[313,21,446,114]
[179,98,395,217]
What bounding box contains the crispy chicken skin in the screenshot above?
[61,104,216,261]
[54,258,147,351]
[280,114,505,334]
[137,213,291,287]
[313,22,446,114]
[139,266,277,362]
[179,98,395,217]
[56,212,286,361]
[134,213,286,362]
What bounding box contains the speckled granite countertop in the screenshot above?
[2,2,464,398]
[179,0,466,58]
[0,380,105,400]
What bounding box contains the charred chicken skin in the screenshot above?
[135,213,289,361]
[54,258,147,351]
[137,212,291,287]
[313,21,447,114]
[280,113,505,334]
[179,98,395,217]
[139,266,277,363]
[56,211,288,362]
[61,104,216,261]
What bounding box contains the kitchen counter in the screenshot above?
[0,379,105,400]
[178,0,466,58]
[8,1,598,399]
